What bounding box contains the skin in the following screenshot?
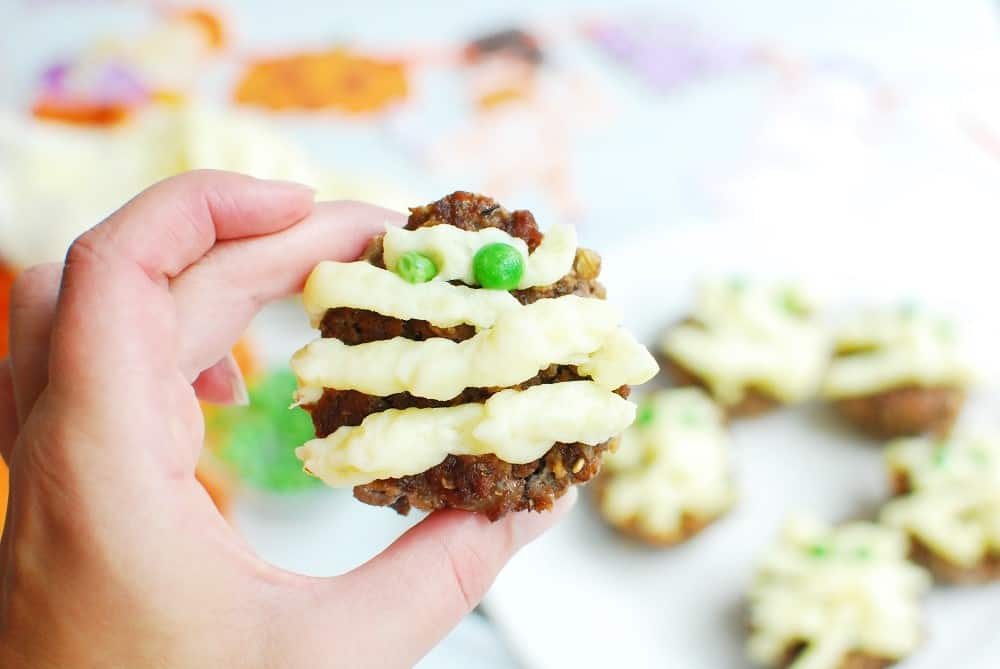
[0,171,573,668]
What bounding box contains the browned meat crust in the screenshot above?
[833,385,964,439]
[590,474,721,546]
[889,471,1000,584]
[782,642,895,669]
[664,356,779,419]
[303,191,617,520]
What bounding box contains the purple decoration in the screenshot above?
[587,18,753,93]
[37,59,149,106]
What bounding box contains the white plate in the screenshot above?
[483,221,1000,669]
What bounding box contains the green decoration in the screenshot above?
[473,243,525,290]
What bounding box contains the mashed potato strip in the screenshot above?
[661,279,830,406]
[382,222,577,288]
[823,310,973,398]
[747,515,929,669]
[600,388,734,536]
[302,261,520,329]
[881,432,1000,567]
[297,381,635,486]
[293,295,656,400]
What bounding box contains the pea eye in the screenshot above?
[473,243,525,290]
[808,544,829,558]
[395,252,438,284]
[635,403,655,427]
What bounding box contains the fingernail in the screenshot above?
[220,353,250,406]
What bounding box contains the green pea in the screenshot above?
[635,403,655,427]
[899,300,921,319]
[395,251,438,284]
[728,276,748,293]
[932,447,949,467]
[808,544,829,558]
[473,243,525,290]
[779,289,809,317]
[679,409,701,427]
[971,449,990,465]
[854,546,872,560]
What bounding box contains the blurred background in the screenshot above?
[1,1,999,667]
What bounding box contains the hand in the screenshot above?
[0,171,574,668]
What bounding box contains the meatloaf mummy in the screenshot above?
[880,431,1000,583]
[661,278,830,417]
[747,515,930,669]
[595,387,735,545]
[822,306,972,438]
[291,192,658,520]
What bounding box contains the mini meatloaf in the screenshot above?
[822,305,972,439]
[661,278,830,417]
[594,387,735,546]
[747,515,930,669]
[290,192,658,520]
[880,431,1000,584]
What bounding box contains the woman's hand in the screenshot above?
[0,171,573,668]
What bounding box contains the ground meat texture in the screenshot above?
[833,385,964,440]
[781,644,895,669]
[664,356,778,419]
[304,191,616,520]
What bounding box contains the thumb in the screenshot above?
[300,489,576,668]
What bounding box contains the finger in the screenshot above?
[170,200,403,380]
[0,360,17,464]
[192,353,249,406]
[49,171,314,396]
[312,489,577,667]
[8,263,62,424]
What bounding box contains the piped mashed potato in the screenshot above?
[382,222,576,288]
[292,295,650,402]
[823,305,973,399]
[298,381,635,487]
[598,388,734,541]
[662,278,830,407]
[294,222,658,487]
[881,431,1000,569]
[747,515,929,669]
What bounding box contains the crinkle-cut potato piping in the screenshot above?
[599,388,734,538]
[381,221,576,288]
[747,515,929,669]
[292,295,655,401]
[302,261,520,329]
[297,380,635,486]
[881,432,1000,568]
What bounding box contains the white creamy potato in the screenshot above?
[598,388,735,541]
[747,515,929,669]
[881,431,1000,569]
[662,278,830,407]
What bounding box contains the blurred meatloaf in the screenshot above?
[303,192,623,520]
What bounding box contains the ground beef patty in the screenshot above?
[303,191,618,520]
[833,385,963,440]
[782,644,893,669]
[664,355,778,419]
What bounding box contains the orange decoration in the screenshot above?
[174,7,227,50]
[0,460,7,538]
[31,100,133,127]
[234,48,408,114]
[0,263,16,359]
